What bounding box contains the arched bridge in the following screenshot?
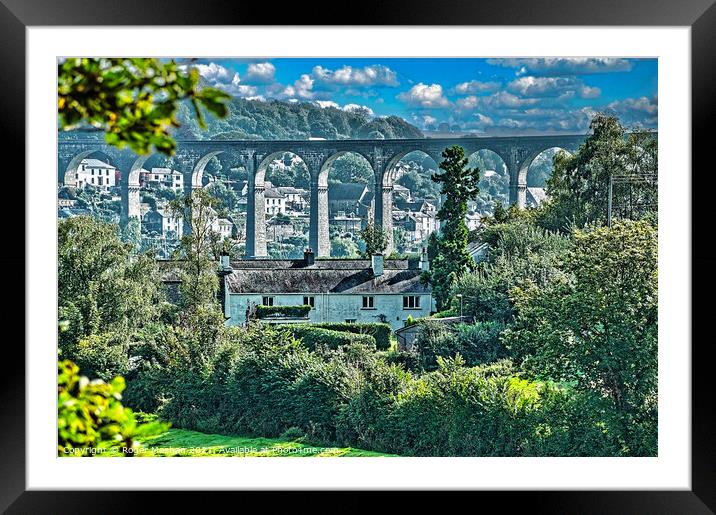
[58,134,591,258]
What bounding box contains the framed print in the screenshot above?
[3,0,714,511]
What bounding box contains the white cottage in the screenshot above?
[221,251,433,331]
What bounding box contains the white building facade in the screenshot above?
[76,158,118,190]
[222,253,433,331]
[264,188,288,215]
[140,167,184,193]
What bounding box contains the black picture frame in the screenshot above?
[3,0,713,511]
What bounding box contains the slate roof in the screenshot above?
[264,188,286,199]
[226,268,428,295]
[81,158,115,169]
[329,183,367,201]
[224,259,429,295]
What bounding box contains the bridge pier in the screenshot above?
[310,183,329,257]
[244,154,268,259]
[375,183,394,255]
[508,181,527,209]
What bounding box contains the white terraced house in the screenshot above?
[220,250,434,331]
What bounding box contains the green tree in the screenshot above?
[538,114,658,232]
[58,58,230,155]
[331,237,360,258]
[504,220,657,455]
[428,146,481,310]
[169,189,226,363]
[359,221,388,257]
[206,179,239,213]
[329,153,374,184]
[58,216,164,379]
[120,218,142,252]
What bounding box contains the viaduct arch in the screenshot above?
[58,133,598,258]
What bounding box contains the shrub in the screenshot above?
[408,319,509,372]
[58,359,168,456]
[159,325,364,443]
[157,324,635,456]
[255,304,312,319]
[286,325,376,351]
[307,322,392,350]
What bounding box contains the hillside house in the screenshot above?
[221,250,433,330]
[76,158,118,191]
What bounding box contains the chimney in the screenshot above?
[420,247,430,272]
[371,254,384,277]
[304,248,315,266]
[220,253,231,271]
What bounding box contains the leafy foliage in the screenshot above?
[359,222,388,257]
[177,97,423,141]
[58,359,169,456]
[58,216,165,380]
[504,220,658,455]
[285,325,377,351]
[538,114,658,231]
[412,319,508,371]
[58,58,230,155]
[306,322,392,351]
[456,218,571,323]
[158,325,622,456]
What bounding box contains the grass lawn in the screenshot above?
[113,428,396,457]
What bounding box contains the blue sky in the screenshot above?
[185,57,657,135]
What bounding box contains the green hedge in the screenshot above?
[158,326,635,456]
[308,322,392,350]
[286,325,376,351]
[256,304,311,319]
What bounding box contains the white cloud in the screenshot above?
[422,115,437,126]
[607,96,658,115]
[192,62,237,83]
[508,76,600,99]
[342,104,374,116]
[397,83,451,108]
[314,100,340,109]
[244,62,276,84]
[580,85,602,99]
[228,84,259,97]
[185,62,258,97]
[474,113,494,126]
[487,58,633,75]
[478,91,541,109]
[606,96,658,126]
[292,74,315,99]
[312,65,398,87]
[456,96,480,110]
[453,80,501,95]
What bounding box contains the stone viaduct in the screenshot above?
[58,134,589,258]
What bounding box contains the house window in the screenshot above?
[403,296,421,309]
[303,296,315,308]
[362,296,374,309]
[262,296,274,306]
[345,319,357,324]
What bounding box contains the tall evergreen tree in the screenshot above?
[429,145,481,310]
